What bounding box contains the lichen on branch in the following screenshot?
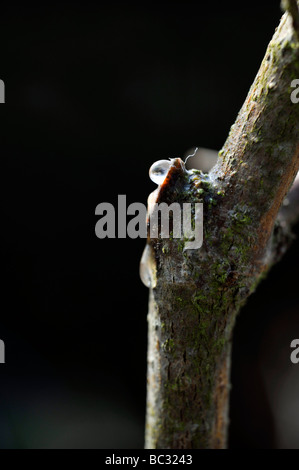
[144,4,299,449]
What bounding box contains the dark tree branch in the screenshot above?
[143,5,299,449]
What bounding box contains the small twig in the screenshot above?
[282,0,299,40]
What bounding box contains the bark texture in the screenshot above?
[143,5,299,449]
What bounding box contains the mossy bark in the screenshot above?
[145,285,232,449]
[144,5,299,449]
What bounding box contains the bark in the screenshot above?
[142,3,299,449]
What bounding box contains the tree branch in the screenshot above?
[143,5,299,449]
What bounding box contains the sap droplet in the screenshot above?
[149,160,171,185]
[140,244,156,288]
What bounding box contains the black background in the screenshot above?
[0,1,298,449]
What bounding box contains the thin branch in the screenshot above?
[211,9,299,264]
[282,0,299,40]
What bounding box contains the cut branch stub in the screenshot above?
[144,162,248,448]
